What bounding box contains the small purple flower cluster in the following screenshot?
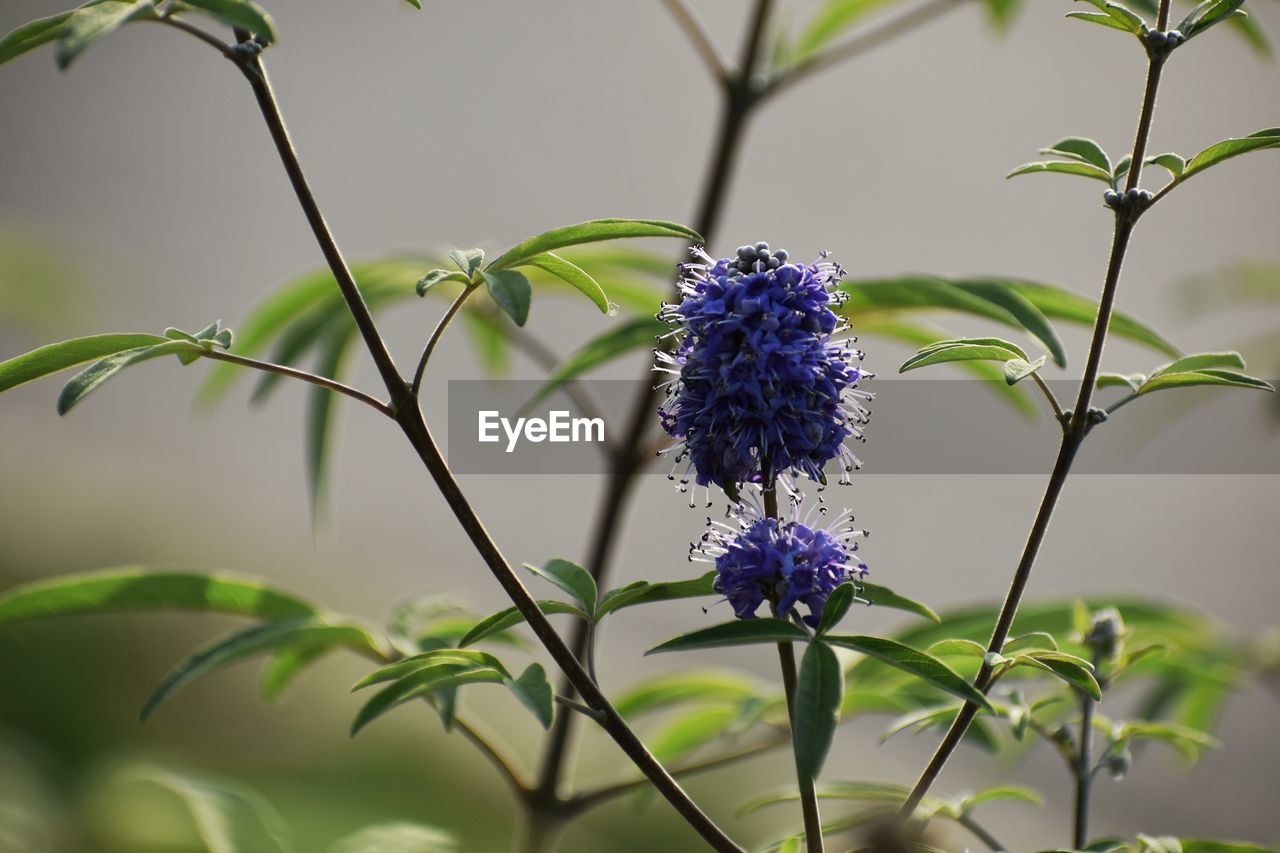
[657,243,871,492]
[693,496,868,627]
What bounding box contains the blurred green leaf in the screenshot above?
[521,317,662,413]
[614,670,759,718]
[487,219,700,273]
[0,333,167,393]
[179,0,276,43]
[858,582,940,623]
[416,269,470,296]
[125,766,291,853]
[304,327,357,520]
[648,619,808,654]
[522,558,598,618]
[794,640,844,780]
[329,821,457,853]
[142,617,382,720]
[0,10,77,66]
[0,568,317,623]
[880,703,1001,752]
[481,269,532,327]
[959,784,1043,812]
[57,0,156,70]
[790,0,898,61]
[648,704,742,765]
[826,635,994,711]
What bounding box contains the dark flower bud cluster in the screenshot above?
[1143,27,1185,57]
[1084,607,1126,661]
[692,493,868,628]
[1103,186,1153,213]
[656,245,872,494]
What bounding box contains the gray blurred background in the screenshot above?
[1,0,1279,850]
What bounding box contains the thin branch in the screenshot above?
[149,15,239,61]
[200,348,393,416]
[957,813,1008,852]
[1031,371,1066,426]
[568,732,788,814]
[1104,390,1141,416]
[1073,654,1102,849]
[452,712,533,798]
[660,0,728,83]
[412,284,477,396]
[897,0,1173,820]
[761,0,965,102]
[554,694,603,721]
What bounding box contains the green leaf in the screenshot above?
[647,619,809,655]
[1179,841,1272,853]
[793,641,844,780]
[791,0,898,61]
[649,705,741,765]
[927,638,989,658]
[519,252,610,314]
[458,600,590,647]
[57,0,156,70]
[595,571,717,617]
[1137,369,1273,396]
[1007,160,1116,183]
[880,704,1001,752]
[1,10,76,66]
[1097,371,1145,391]
[816,582,858,636]
[260,644,330,701]
[823,635,995,712]
[142,618,381,720]
[0,333,168,393]
[1116,720,1221,762]
[522,559,598,618]
[0,568,316,623]
[57,339,201,414]
[126,766,291,853]
[520,317,662,413]
[509,663,553,729]
[1149,351,1245,378]
[1183,129,1280,181]
[416,269,470,296]
[305,328,358,520]
[1010,652,1102,700]
[1179,0,1247,41]
[1041,137,1112,173]
[481,269,532,327]
[900,338,1029,373]
[1073,0,1147,32]
[487,219,700,272]
[354,649,510,689]
[959,785,1044,812]
[614,670,759,718]
[179,0,276,43]
[351,664,507,735]
[448,248,485,279]
[858,582,940,623]
[1003,279,1178,357]
[329,822,457,853]
[1146,153,1187,179]
[1005,355,1046,385]
[741,780,912,816]
[460,310,511,377]
[1066,10,1140,32]
[1003,631,1059,653]
[951,280,1066,367]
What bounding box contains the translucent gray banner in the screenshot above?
[445,379,1280,475]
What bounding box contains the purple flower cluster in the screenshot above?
[657,243,871,493]
[695,495,868,627]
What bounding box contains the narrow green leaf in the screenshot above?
[816,582,858,636]
[927,638,988,658]
[1004,355,1047,385]
[1002,631,1058,653]
[142,618,380,720]
[1149,351,1245,378]
[128,767,291,853]
[458,599,589,647]
[179,0,276,43]
[1007,160,1115,183]
[880,704,1001,752]
[1179,841,1272,853]
[900,339,1029,373]
[0,568,316,623]
[794,641,844,780]
[329,822,457,853]
[791,0,898,60]
[481,269,532,327]
[57,0,155,69]
[823,635,995,712]
[1180,0,1247,40]
[1183,129,1280,181]
[260,644,330,701]
[58,339,201,414]
[487,219,700,272]
[522,559,598,618]
[647,619,809,655]
[858,582,940,623]
[1041,137,1112,173]
[613,670,759,718]
[509,663,553,729]
[353,649,511,690]
[305,328,358,520]
[416,269,470,296]
[649,704,741,765]
[596,571,718,617]
[520,252,610,314]
[1073,0,1146,32]
[960,785,1044,812]
[351,665,506,735]
[0,10,75,66]
[1011,653,1102,700]
[1002,279,1178,356]
[1138,369,1274,396]
[951,280,1066,367]
[460,309,511,377]
[1066,10,1139,31]
[1146,152,1187,179]
[0,333,168,393]
[1097,371,1145,391]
